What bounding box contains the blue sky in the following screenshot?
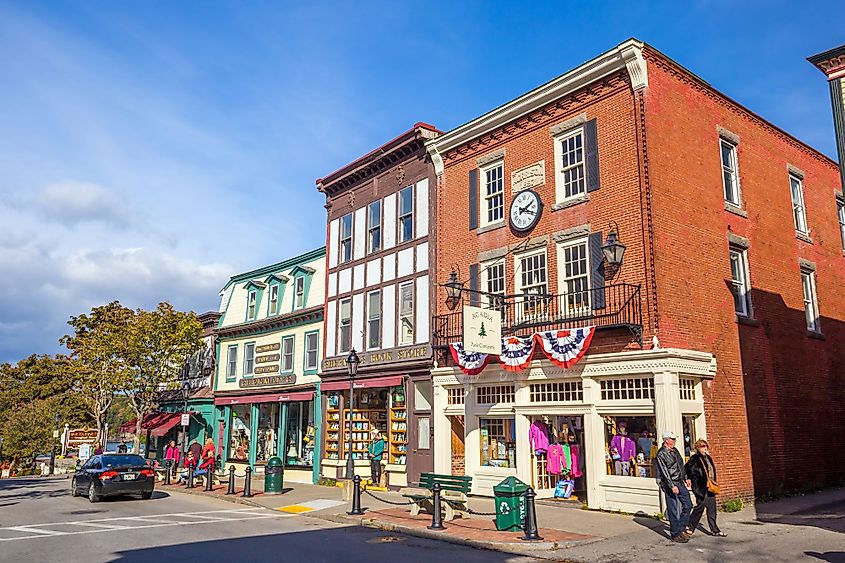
[0,0,842,363]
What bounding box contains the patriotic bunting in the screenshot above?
[450,327,595,375]
[534,327,595,368]
[499,335,535,372]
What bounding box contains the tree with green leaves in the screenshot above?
[123,302,203,453]
[60,301,135,445]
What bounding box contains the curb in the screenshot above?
[159,485,265,509]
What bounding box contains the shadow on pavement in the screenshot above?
[756,497,845,535]
[631,512,667,539]
[0,477,70,506]
[805,552,845,563]
[111,526,525,563]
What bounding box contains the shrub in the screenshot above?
[722,498,744,513]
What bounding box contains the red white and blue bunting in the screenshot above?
[449,327,595,375]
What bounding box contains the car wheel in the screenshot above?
[88,482,99,503]
[140,491,152,500]
[70,478,80,497]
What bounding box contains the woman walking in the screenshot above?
[685,439,727,537]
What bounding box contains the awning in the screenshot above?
[320,375,404,392]
[118,413,186,437]
[214,391,314,406]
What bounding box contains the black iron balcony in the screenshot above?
[432,283,642,347]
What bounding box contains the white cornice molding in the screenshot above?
[425,39,647,158]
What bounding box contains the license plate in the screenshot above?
[122,473,136,480]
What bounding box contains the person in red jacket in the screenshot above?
[164,440,180,476]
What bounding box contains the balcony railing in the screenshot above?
[432,283,642,347]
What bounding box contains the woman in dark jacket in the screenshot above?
[684,439,727,536]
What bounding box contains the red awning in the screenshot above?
[118,413,185,437]
[214,391,314,406]
[320,375,404,392]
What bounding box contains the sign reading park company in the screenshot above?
[239,374,295,388]
[322,344,432,371]
[463,305,502,354]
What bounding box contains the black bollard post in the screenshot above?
[226,465,236,495]
[187,466,195,489]
[348,475,364,515]
[164,460,171,486]
[427,482,445,530]
[204,465,213,491]
[521,486,544,541]
[242,466,252,498]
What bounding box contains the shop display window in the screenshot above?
[682,415,698,459]
[479,417,516,468]
[324,387,405,464]
[529,415,585,496]
[229,405,252,462]
[256,403,279,463]
[285,400,316,467]
[602,416,656,477]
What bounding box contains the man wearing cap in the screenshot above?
[655,431,692,542]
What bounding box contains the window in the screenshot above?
[837,198,845,251]
[338,298,351,353]
[340,213,353,264]
[529,381,584,402]
[268,285,279,315]
[679,378,696,401]
[516,250,547,319]
[229,404,251,462]
[483,261,506,313]
[555,129,586,201]
[560,240,590,313]
[294,277,305,309]
[720,139,741,206]
[284,400,316,466]
[247,290,257,320]
[476,385,515,404]
[447,388,464,405]
[367,291,381,350]
[398,185,414,243]
[479,418,515,468]
[281,336,295,372]
[367,201,382,254]
[481,161,504,226]
[603,416,657,477]
[304,332,319,371]
[790,174,808,235]
[243,343,255,376]
[226,345,238,380]
[801,268,820,332]
[399,282,414,345]
[599,377,654,401]
[729,247,752,317]
[255,403,279,463]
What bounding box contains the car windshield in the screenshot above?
[101,455,146,468]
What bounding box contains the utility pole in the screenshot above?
[49,413,60,476]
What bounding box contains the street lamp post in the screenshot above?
[49,413,59,476]
[344,349,360,480]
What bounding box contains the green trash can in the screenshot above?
[493,476,528,531]
[264,456,284,494]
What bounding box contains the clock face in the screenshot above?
[509,190,542,232]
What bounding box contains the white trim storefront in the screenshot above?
[432,348,716,513]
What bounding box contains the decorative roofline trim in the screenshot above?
[215,306,323,339]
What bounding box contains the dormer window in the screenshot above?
[269,285,279,315]
[295,277,305,309]
[288,265,315,311]
[247,290,257,320]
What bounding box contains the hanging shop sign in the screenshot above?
[255,353,280,364]
[462,305,502,354]
[239,374,295,388]
[256,343,281,354]
[254,364,280,374]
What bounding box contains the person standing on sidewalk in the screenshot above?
[656,431,692,542]
[367,430,385,486]
[164,440,180,476]
[188,438,202,464]
[685,439,727,537]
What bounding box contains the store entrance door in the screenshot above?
[530,414,587,502]
[407,380,433,484]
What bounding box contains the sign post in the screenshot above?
[181,413,190,427]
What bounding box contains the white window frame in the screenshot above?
[556,238,590,315]
[243,343,255,377]
[338,298,352,354]
[514,249,548,320]
[801,268,820,333]
[294,277,305,310]
[720,139,741,206]
[226,345,238,380]
[281,335,295,373]
[729,247,752,318]
[268,285,279,316]
[837,197,845,252]
[340,212,353,264]
[247,290,257,320]
[481,260,506,313]
[398,185,414,243]
[790,174,809,235]
[480,160,505,227]
[553,128,586,203]
[367,200,382,255]
[367,290,381,350]
[399,281,414,345]
[304,331,319,371]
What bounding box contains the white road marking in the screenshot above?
[68,522,131,530]
[5,526,66,536]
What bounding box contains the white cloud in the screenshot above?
[36,180,129,226]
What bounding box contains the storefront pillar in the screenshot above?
[221,406,231,461]
[249,404,259,467]
[514,383,532,485]
[312,383,322,484]
[653,370,683,452]
[278,402,288,466]
[464,385,481,493]
[581,377,605,509]
[432,384,450,474]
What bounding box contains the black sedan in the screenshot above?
[71,454,155,502]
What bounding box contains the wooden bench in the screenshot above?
[400,473,472,521]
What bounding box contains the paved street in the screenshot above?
[0,477,536,563]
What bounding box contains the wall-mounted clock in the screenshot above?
[509,190,542,233]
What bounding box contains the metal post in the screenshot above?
[226,465,236,495]
[349,475,364,515]
[204,463,213,491]
[521,486,543,541]
[49,413,59,476]
[428,482,445,530]
[164,460,172,485]
[187,466,195,489]
[242,465,252,498]
[345,379,355,480]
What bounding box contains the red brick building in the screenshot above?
[425,39,844,510]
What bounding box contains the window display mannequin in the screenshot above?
[529,417,551,455]
[610,422,636,475]
[637,430,654,458]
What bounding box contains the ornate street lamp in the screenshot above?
[602,222,627,267]
[444,269,464,311]
[344,348,360,480]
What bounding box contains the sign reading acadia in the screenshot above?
[463,305,502,354]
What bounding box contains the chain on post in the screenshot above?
[362,488,418,506]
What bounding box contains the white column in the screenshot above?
[432,382,450,474]
[582,376,605,510]
[653,370,683,455]
[514,381,532,485]
[464,382,480,493]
